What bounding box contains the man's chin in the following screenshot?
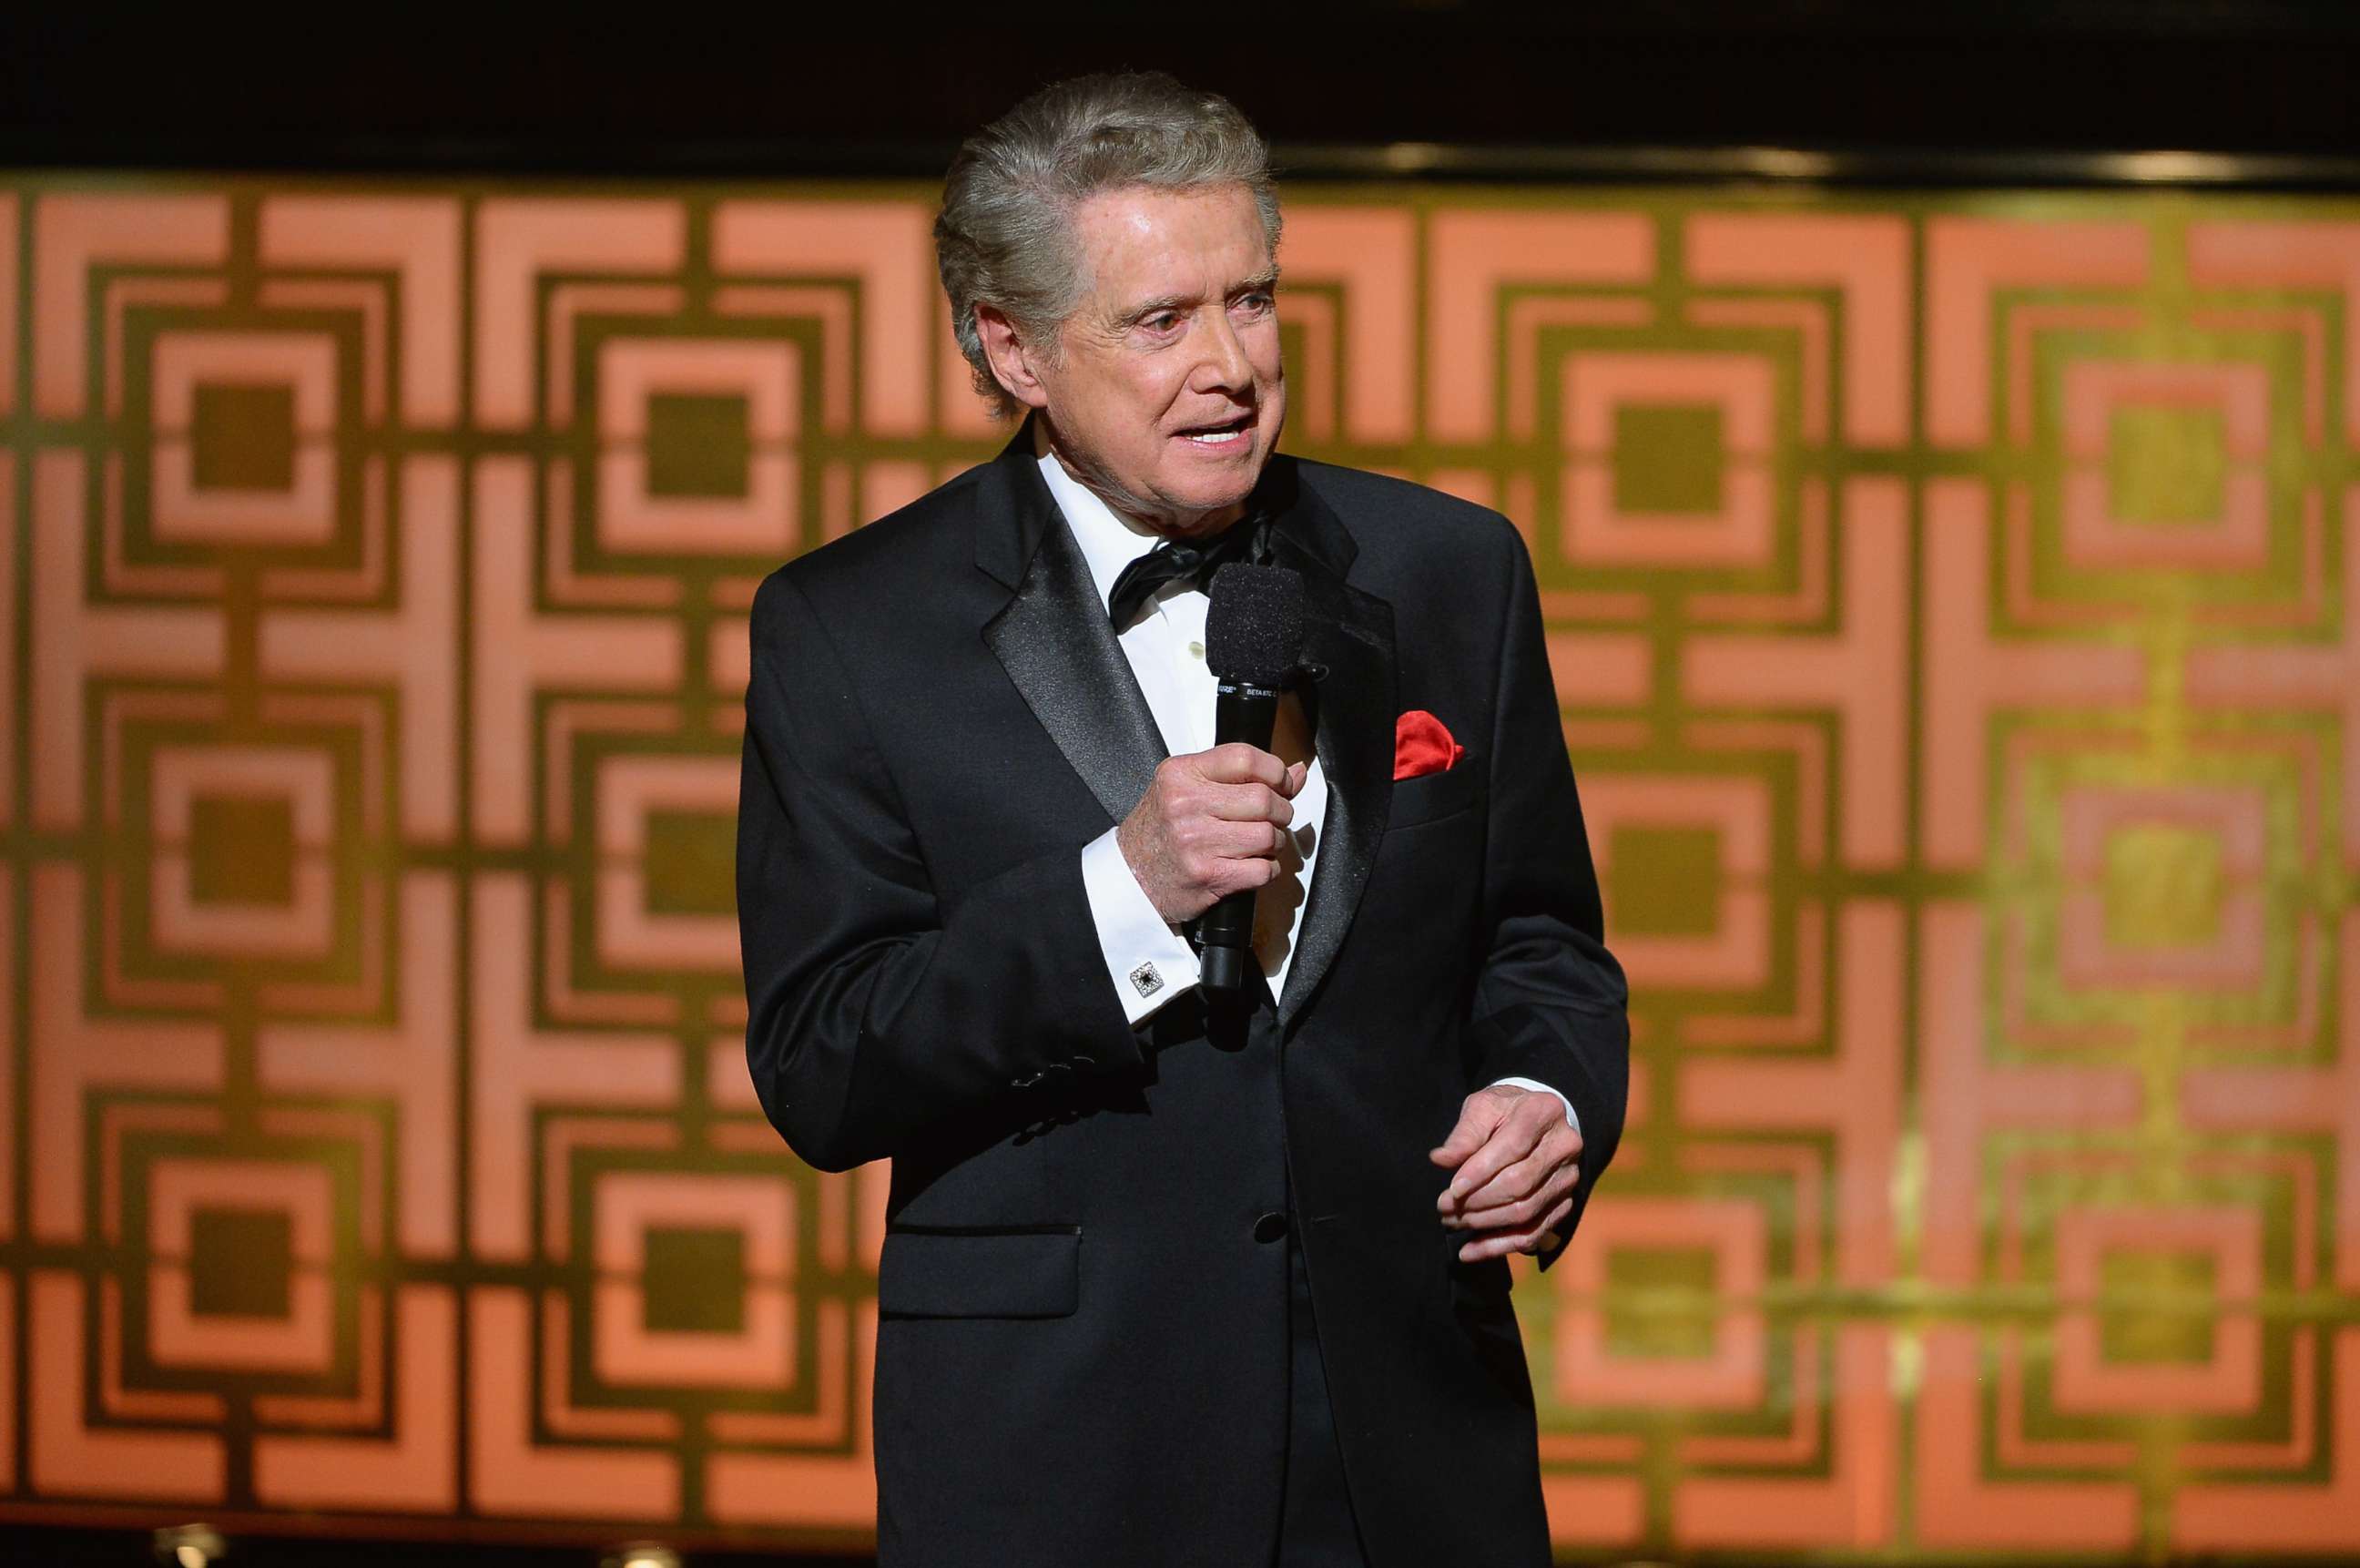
[1157,460,1270,528]
[1159,490,1261,537]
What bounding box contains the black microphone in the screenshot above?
[1200,562,1307,995]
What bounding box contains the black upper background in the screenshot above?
[5,1,2357,182]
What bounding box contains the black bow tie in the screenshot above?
[1105,518,1264,629]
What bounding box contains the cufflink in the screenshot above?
[1128,962,1165,999]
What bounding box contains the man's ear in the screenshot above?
[974,304,1053,412]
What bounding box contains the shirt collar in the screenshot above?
[1035,453,1165,616]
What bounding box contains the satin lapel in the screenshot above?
[1272,483,1397,1026]
[980,447,1168,829]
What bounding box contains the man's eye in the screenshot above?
[1235,292,1275,314]
[1144,312,1180,332]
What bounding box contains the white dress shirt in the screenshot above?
[1041,455,1575,1133]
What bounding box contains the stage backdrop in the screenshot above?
[1,177,2355,1561]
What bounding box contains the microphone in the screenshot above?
[1200,562,1307,995]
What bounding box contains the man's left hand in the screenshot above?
[1429,1084,1583,1262]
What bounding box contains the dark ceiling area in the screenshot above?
[5,3,2359,184]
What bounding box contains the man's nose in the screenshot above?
[1189,307,1254,393]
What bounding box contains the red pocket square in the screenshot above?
[1393,709,1464,781]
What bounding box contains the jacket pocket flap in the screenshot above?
[877,1228,1080,1319]
[1389,759,1484,830]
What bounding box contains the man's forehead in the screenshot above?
[1074,178,1259,225]
[1070,186,1275,309]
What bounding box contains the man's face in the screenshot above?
[1026,182,1286,537]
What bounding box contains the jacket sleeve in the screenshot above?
[1460,524,1632,1268]
[736,571,1146,1172]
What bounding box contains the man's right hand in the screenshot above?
[1117,744,1309,923]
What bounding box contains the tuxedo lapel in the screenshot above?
[1266,463,1398,1026]
[978,429,1168,828]
[975,438,1394,1019]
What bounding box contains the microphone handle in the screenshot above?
[1200,679,1280,993]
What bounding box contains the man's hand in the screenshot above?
[1119,744,1309,922]
[1429,1084,1583,1262]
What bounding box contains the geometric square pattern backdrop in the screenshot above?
[1,177,2355,1558]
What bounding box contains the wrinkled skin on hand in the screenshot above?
[1118,742,1307,923]
[1429,1084,1583,1261]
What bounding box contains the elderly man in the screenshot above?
[738,72,1627,1567]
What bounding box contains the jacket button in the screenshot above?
[1253,1211,1288,1244]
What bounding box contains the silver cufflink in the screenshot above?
[1129,962,1164,998]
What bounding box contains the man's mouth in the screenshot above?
[1175,411,1255,445]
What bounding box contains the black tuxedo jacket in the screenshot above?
[737,429,1629,1568]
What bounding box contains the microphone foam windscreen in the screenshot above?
[1205,563,1307,686]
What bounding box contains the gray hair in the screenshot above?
[934,72,1283,420]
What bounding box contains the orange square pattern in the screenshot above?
[1,182,2355,1560]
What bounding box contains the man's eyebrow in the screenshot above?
[1114,270,1283,329]
[1116,293,1195,328]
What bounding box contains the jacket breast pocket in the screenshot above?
[876,1227,1081,1319]
[1389,759,1484,831]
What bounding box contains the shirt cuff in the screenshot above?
[1080,828,1202,1025]
[1491,1076,1580,1136]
